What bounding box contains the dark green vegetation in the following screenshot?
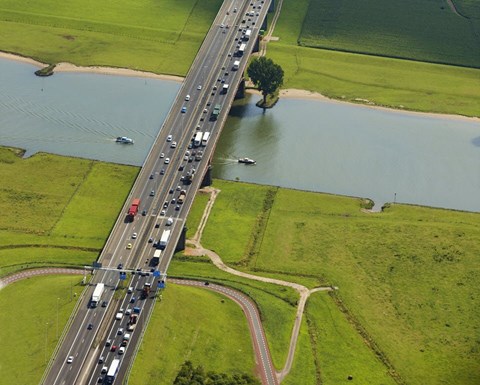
[298,0,480,68]
[198,180,480,385]
[0,147,138,277]
[129,284,256,385]
[174,360,260,385]
[247,57,284,106]
[34,63,56,76]
[268,0,480,116]
[0,274,83,385]
[0,0,222,76]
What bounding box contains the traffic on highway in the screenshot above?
[41,1,272,384]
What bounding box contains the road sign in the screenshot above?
[157,280,165,289]
[119,272,127,280]
[153,270,161,277]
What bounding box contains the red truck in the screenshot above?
[127,198,141,221]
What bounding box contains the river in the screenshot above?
[1,57,479,212]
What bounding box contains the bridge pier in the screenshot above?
[201,164,213,187]
[175,226,187,252]
[253,35,260,53]
[235,78,246,99]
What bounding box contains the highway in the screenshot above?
[41,1,272,384]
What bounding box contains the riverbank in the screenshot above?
[2,51,478,123]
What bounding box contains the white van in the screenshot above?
[115,312,123,320]
[127,286,133,294]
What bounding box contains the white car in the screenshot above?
[132,232,137,239]
[115,312,123,320]
[160,210,166,216]
[125,308,132,315]
[67,356,74,364]
[119,347,125,355]
[117,328,124,335]
[185,95,190,101]
[160,152,165,158]
[171,141,177,148]
[197,85,202,90]
[164,158,170,164]
[166,135,173,142]
[166,217,174,226]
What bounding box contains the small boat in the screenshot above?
[238,158,256,164]
[116,136,134,144]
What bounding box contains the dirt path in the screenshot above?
[186,187,333,382]
[0,267,82,290]
[258,0,284,57]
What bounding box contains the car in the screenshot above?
[142,209,147,216]
[221,78,225,83]
[150,190,155,196]
[148,237,153,243]
[160,210,166,216]
[220,23,224,28]
[206,101,211,106]
[166,217,174,226]
[175,205,181,211]
[125,308,132,315]
[166,135,172,142]
[130,297,136,303]
[160,169,165,175]
[171,141,177,148]
[188,156,194,162]
[181,107,187,113]
[213,85,218,90]
[176,185,182,190]
[185,94,190,101]
[106,339,112,347]
[67,356,74,364]
[169,188,174,194]
[98,356,104,364]
[234,7,237,12]
[163,201,168,208]
[117,327,124,335]
[119,347,125,355]
[117,263,124,269]
[203,108,208,113]
[132,232,137,239]
[188,143,193,149]
[200,116,205,121]
[171,198,176,204]
[164,158,170,164]
[149,174,154,179]
[101,300,108,307]
[160,152,165,158]
[97,376,103,383]
[225,71,229,76]
[184,155,188,161]
[87,323,93,330]
[155,223,160,228]
[126,243,132,249]
[179,164,185,171]
[111,345,117,352]
[197,85,202,90]
[101,366,108,374]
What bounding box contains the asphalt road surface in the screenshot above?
[41,1,272,384]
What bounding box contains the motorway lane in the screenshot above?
[42,1,271,384]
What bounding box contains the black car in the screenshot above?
[101,301,108,307]
[148,237,153,243]
[179,165,185,171]
[175,205,181,211]
[163,201,168,208]
[160,169,165,175]
[149,174,154,179]
[169,188,174,194]
[155,223,160,228]
[87,323,93,330]
[188,157,194,162]
[117,263,123,269]
[141,209,147,216]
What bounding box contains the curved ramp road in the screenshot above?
[171,279,278,385]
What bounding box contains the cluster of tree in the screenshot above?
[247,56,284,105]
[173,361,261,385]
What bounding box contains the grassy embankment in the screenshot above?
[193,179,480,385]
[0,147,138,277]
[266,0,480,116]
[0,0,222,76]
[0,274,83,385]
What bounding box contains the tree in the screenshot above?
[247,56,284,105]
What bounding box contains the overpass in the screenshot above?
[40,1,276,385]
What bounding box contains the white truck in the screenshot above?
[91,283,105,308]
[232,60,240,71]
[159,229,171,249]
[221,84,229,94]
[152,249,161,265]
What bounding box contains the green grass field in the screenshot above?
[267,0,480,117]
[185,189,210,238]
[128,283,256,385]
[0,147,138,276]
[199,179,480,385]
[0,0,222,76]
[298,0,480,68]
[0,274,83,385]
